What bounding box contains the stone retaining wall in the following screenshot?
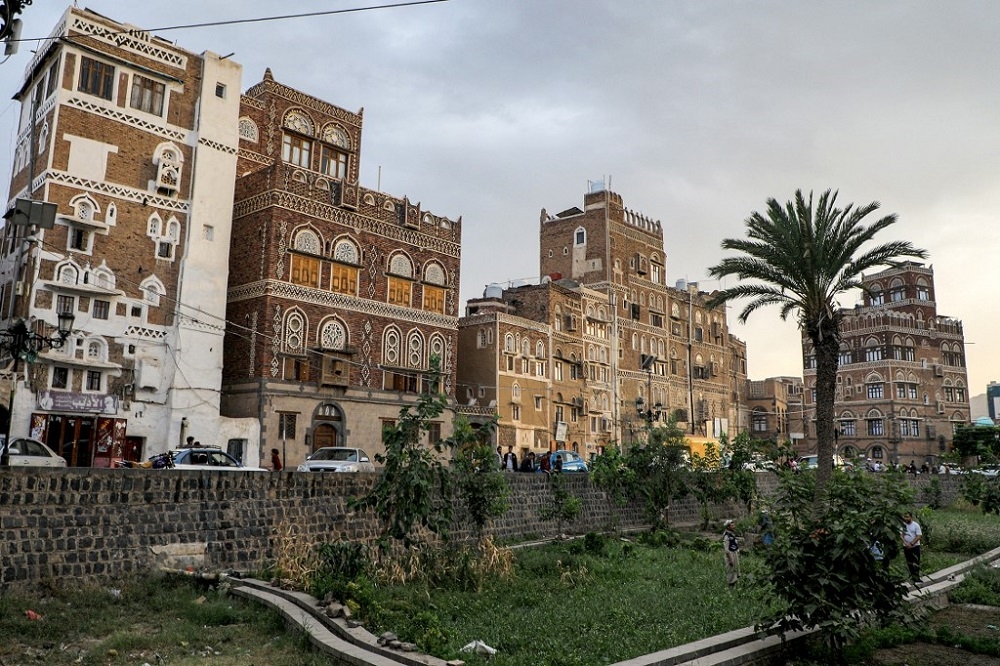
[0,468,964,589]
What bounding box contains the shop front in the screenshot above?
[33,390,127,467]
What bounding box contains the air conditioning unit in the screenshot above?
[934,365,944,377]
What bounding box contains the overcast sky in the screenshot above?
[2,1,997,402]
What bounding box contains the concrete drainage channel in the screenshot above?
[223,546,1000,666]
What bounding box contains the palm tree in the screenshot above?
[707,189,927,492]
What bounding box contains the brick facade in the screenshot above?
[801,263,970,464]
[221,71,462,465]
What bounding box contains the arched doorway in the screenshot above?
[310,403,344,452]
[312,422,339,451]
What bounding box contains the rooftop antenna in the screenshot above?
[377,165,381,191]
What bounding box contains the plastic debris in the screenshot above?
[24,609,42,621]
[460,640,497,655]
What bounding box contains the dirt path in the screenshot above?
[872,605,1000,666]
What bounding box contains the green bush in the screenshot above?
[949,565,1000,606]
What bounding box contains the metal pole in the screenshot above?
[0,355,18,466]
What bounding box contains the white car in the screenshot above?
[297,447,376,472]
[169,447,267,471]
[5,437,67,467]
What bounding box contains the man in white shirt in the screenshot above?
[901,512,922,582]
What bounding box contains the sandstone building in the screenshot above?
[220,71,462,465]
[459,186,748,460]
[0,7,255,465]
[800,262,969,464]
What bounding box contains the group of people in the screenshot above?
[498,446,562,473]
[722,511,923,587]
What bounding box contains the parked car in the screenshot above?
[549,449,589,473]
[4,437,66,467]
[797,454,851,470]
[971,465,1000,479]
[297,447,376,473]
[169,447,266,471]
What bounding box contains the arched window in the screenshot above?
[383,327,400,365]
[388,253,413,278]
[294,229,321,254]
[424,262,446,286]
[140,276,165,307]
[58,263,79,285]
[238,117,259,142]
[320,319,347,350]
[574,226,586,245]
[536,341,545,358]
[283,109,315,136]
[153,142,183,194]
[407,330,424,368]
[284,310,306,353]
[321,123,350,148]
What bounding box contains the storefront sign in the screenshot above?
[37,390,117,415]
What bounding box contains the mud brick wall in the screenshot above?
[0,468,960,590]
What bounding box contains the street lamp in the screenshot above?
[635,395,663,428]
[0,312,75,466]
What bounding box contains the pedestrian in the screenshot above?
[908,460,917,475]
[503,445,518,472]
[758,510,774,547]
[723,520,740,587]
[901,512,922,582]
[270,448,283,471]
[496,446,504,471]
[519,451,535,472]
[538,452,551,473]
[185,436,195,448]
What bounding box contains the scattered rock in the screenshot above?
[346,619,362,628]
[400,642,418,652]
[377,631,398,646]
[325,602,345,618]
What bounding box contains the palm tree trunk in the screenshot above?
[812,326,840,496]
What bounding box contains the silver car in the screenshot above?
[297,447,376,472]
[169,447,267,471]
[5,437,67,467]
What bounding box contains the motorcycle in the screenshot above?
[114,451,175,469]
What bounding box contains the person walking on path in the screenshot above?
[270,448,283,471]
[901,512,922,582]
[723,520,740,587]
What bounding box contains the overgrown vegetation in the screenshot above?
[0,575,329,665]
[539,471,582,532]
[759,468,917,651]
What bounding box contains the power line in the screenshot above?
[7,0,451,44]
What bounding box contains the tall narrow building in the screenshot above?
[0,7,253,465]
[459,185,748,458]
[221,71,462,464]
[800,262,969,465]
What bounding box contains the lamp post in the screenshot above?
[0,312,75,466]
[635,354,662,438]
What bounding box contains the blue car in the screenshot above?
[550,449,589,473]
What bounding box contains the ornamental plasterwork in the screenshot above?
[333,239,359,264]
[198,137,237,155]
[228,280,459,329]
[360,320,374,386]
[237,148,272,167]
[266,100,277,156]
[66,98,187,142]
[276,218,288,279]
[283,109,315,136]
[232,190,460,257]
[271,305,282,377]
[238,118,259,142]
[247,310,258,377]
[123,325,168,340]
[321,124,351,149]
[367,248,380,300]
[495,312,550,335]
[250,79,363,129]
[70,16,187,68]
[44,171,190,212]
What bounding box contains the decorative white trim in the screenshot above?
[228,279,458,329]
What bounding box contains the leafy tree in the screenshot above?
[952,425,1000,463]
[450,414,509,538]
[589,444,637,531]
[761,468,915,651]
[539,472,582,533]
[351,356,454,547]
[707,190,926,494]
[624,416,689,528]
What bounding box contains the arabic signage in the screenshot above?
[37,390,117,415]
